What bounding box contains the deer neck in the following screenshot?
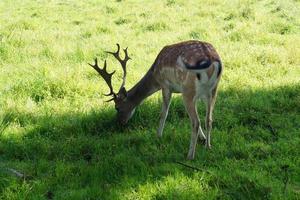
[125,70,160,109]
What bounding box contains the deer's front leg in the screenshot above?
[157,88,172,137]
[183,95,206,160]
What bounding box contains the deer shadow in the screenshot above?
[1,84,299,199]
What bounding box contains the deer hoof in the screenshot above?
[205,143,211,149]
[187,155,195,160]
[187,152,195,160]
[157,132,163,138]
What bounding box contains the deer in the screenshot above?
[88,40,222,160]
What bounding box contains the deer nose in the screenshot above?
[119,120,126,125]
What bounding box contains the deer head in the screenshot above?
[89,44,134,124]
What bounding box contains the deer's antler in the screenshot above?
[88,58,116,101]
[89,44,130,102]
[106,43,131,92]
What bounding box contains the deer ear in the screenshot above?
[118,87,127,99]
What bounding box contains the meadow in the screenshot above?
[0,0,300,199]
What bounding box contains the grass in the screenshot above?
[0,0,300,199]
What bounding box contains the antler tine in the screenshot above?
[88,58,116,98]
[105,44,120,61]
[106,43,131,91]
[123,47,131,61]
[105,97,115,102]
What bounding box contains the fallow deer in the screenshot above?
[89,40,222,160]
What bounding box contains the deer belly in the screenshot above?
[171,84,183,93]
[165,80,183,93]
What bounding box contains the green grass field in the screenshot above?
[1,0,300,199]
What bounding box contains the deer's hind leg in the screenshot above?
[204,87,218,149]
[157,88,172,137]
[183,94,206,160]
